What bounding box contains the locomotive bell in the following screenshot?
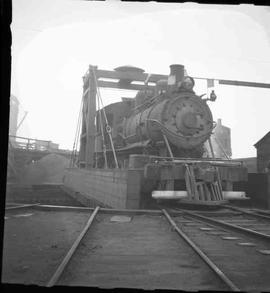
[168,64,185,91]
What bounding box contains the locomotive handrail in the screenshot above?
[147,119,213,139]
[148,155,243,166]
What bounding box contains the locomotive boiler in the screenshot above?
[95,64,216,167]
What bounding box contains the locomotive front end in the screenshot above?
[155,91,214,150]
[123,64,214,157]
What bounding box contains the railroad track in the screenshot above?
[45,205,229,290]
[44,204,270,290]
[251,209,270,216]
[163,207,270,291]
[177,206,270,241]
[222,204,270,221]
[46,206,100,287]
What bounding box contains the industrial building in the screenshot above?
[254,131,270,173]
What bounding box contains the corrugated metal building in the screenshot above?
[254,131,270,173]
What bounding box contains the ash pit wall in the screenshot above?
[63,168,144,209]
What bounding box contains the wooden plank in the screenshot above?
[47,206,100,287]
[196,182,204,201]
[190,166,199,200]
[204,184,211,201]
[185,167,194,200]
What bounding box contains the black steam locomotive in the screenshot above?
[95,64,216,168]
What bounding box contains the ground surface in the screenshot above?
[5,184,83,206]
[2,206,226,290]
[3,205,270,291]
[2,207,90,285]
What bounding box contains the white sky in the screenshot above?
[11,0,270,158]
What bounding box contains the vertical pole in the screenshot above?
[78,97,87,167]
[86,65,97,168]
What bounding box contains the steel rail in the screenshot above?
[221,205,270,221]
[180,209,270,241]
[35,204,182,215]
[162,209,240,291]
[5,203,40,210]
[47,206,100,287]
[252,209,270,217]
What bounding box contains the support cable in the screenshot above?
[69,96,83,167]
[74,107,82,166]
[91,68,119,168]
[96,86,108,169]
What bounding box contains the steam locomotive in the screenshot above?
[95,64,216,168]
[74,64,247,205]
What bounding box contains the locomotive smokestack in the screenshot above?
[168,64,185,92]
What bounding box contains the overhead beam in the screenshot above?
[84,66,270,91]
[97,80,156,91]
[84,68,168,84]
[218,79,270,89]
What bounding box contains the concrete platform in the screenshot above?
[63,168,143,209]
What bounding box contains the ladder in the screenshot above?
[184,164,223,202]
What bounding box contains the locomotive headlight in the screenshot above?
[182,76,195,91]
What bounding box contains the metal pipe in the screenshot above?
[162,133,174,158]
[167,159,242,167]
[148,155,243,164]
